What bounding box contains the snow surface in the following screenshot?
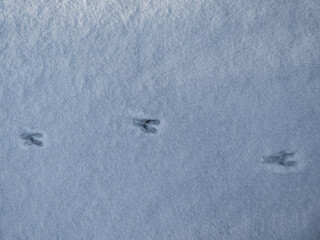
[1,0,320,239]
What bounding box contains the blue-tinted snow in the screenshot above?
[1,0,320,239]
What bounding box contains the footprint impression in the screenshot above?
[133,119,160,134]
[261,150,297,167]
[20,132,44,147]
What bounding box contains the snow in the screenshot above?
[1,0,320,239]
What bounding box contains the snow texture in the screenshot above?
[1,0,320,239]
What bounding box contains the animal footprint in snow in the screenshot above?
[20,132,44,147]
[261,150,296,167]
[133,119,160,134]
[260,150,309,174]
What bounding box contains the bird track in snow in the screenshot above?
[133,119,160,134]
[261,150,297,167]
[20,132,44,147]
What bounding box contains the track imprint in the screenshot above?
[261,150,297,167]
[133,119,160,134]
[20,132,44,147]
